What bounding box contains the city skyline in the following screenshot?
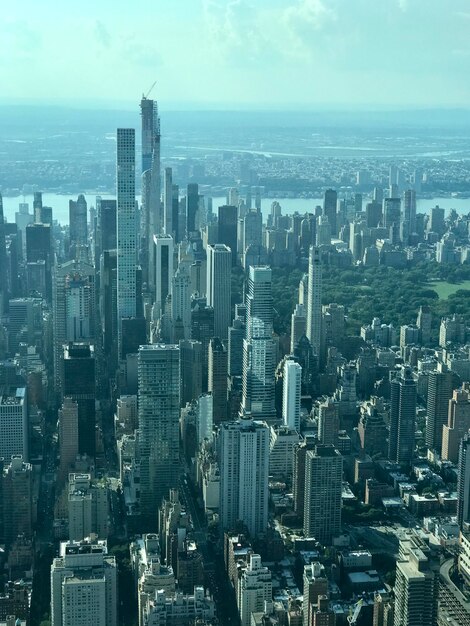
[2,0,470,109]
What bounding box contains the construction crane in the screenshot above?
[143,81,157,100]
[347,599,363,624]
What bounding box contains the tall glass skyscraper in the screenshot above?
[306,246,322,357]
[116,128,136,359]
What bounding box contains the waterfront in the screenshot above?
[2,192,470,225]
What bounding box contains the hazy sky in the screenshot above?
[2,0,470,109]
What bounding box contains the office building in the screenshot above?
[96,197,117,258]
[152,234,174,319]
[383,197,401,229]
[393,534,439,626]
[282,359,301,431]
[138,345,180,522]
[304,445,342,545]
[208,337,228,423]
[269,425,299,479]
[68,473,109,541]
[25,222,52,299]
[306,246,322,356]
[442,384,470,463]
[186,183,199,235]
[218,205,238,265]
[171,264,191,341]
[51,538,117,626]
[207,244,231,340]
[219,417,269,536]
[388,367,417,466]
[228,317,245,377]
[457,432,470,529]
[2,456,33,546]
[116,128,136,358]
[58,398,79,485]
[0,193,8,311]
[425,368,453,452]
[238,554,272,626]
[69,194,88,250]
[62,342,96,457]
[179,339,203,407]
[190,299,214,392]
[403,189,417,234]
[0,386,27,461]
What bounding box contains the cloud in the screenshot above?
[123,40,161,68]
[94,20,112,48]
[281,0,335,59]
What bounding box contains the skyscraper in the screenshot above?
[322,189,337,237]
[304,445,342,545]
[153,234,174,318]
[179,339,202,407]
[388,367,417,466]
[163,167,173,236]
[69,194,88,251]
[219,417,269,536]
[306,246,322,356]
[457,432,470,529]
[0,386,28,462]
[0,193,8,313]
[207,244,231,341]
[208,337,228,423]
[442,385,470,463]
[403,189,417,234]
[282,359,302,431]
[138,345,180,522]
[116,128,136,359]
[171,264,191,341]
[218,205,238,265]
[238,554,272,626]
[425,368,453,452]
[186,183,199,235]
[242,266,276,423]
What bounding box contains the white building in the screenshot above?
[282,359,302,431]
[219,417,269,536]
[116,128,136,359]
[269,425,300,479]
[306,246,322,355]
[143,587,215,626]
[207,243,232,340]
[51,538,117,626]
[0,386,27,461]
[238,554,272,626]
[68,473,109,541]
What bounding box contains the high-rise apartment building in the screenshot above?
[207,244,231,341]
[138,345,180,522]
[219,417,269,536]
[393,534,439,626]
[51,538,117,626]
[282,359,302,431]
[457,432,470,529]
[171,264,191,341]
[442,384,470,462]
[116,128,136,358]
[306,246,322,356]
[291,303,307,353]
[179,340,202,407]
[425,368,453,452]
[318,397,339,446]
[191,300,214,392]
[238,554,272,626]
[163,167,173,237]
[403,189,417,234]
[304,445,342,545]
[68,472,109,541]
[303,562,328,626]
[388,367,416,466]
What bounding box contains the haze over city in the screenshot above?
[2,2,470,626]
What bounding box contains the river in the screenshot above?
[2,192,470,225]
